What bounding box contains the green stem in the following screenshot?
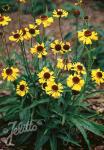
[1,27,11,65]
[22,41,33,81]
[42,26,46,41]
[19,42,31,78]
[75,17,79,60]
[18,3,22,29]
[30,38,33,47]
[59,18,63,41]
[85,46,92,73]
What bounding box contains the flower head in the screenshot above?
[45,81,63,98]
[91,69,104,85]
[38,67,55,84]
[17,0,26,3]
[30,43,47,58]
[41,82,48,90]
[50,40,63,54]
[9,30,22,42]
[2,67,19,81]
[0,14,11,26]
[53,9,68,18]
[57,58,72,71]
[78,29,98,45]
[20,27,30,40]
[16,80,29,97]
[75,0,83,6]
[62,42,71,54]
[28,24,40,38]
[73,10,80,17]
[36,15,53,28]
[67,74,85,91]
[72,62,86,75]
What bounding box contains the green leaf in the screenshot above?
[50,135,57,150]
[19,109,31,122]
[25,98,50,110]
[70,118,90,149]
[64,32,73,40]
[34,129,49,150]
[15,132,32,145]
[78,118,104,137]
[0,97,18,106]
[58,133,80,147]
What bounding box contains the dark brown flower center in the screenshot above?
[6,68,13,75]
[29,29,35,34]
[57,10,63,16]
[55,44,61,51]
[63,44,70,50]
[0,32,3,36]
[40,15,48,20]
[0,16,4,22]
[77,65,83,70]
[22,29,26,36]
[96,72,102,78]
[43,82,47,89]
[20,85,25,91]
[44,72,50,79]
[37,46,43,52]
[84,30,92,37]
[73,77,80,84]
[52,85,58,91]
[73,10,80,16]
[14,33,20,39]
[84,16,89,20]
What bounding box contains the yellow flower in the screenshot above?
[36,15,53,28]
[75,0,83,6]
[30,43,47,58]
[67,74,85,91]
[16,80,29,97]
[72,62,86,75]
[0,14,11,26]
[57,58,72,71]
[62,42,71,54]
[45,81,63,98]
[91,69,104,85]
[53,9,68,18]
[50,40,63,54]
[41,82,48,90]
[28,24,40,38]
[9,30,22,42]
[20,28,30,40]
[78,29,98,45]
[38,67,55,84]
[2,67,19,81]
[17,0,26,3]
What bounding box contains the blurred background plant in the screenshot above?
[0,0,56,16]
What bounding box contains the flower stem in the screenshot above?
[85,46,92,73]
[18,3,22,29]
[1,27,11,65]
[19,41,32,81]
[42,26,46,41]
[22,41,33,81]
[59,18,63,41]
[75,17,79,60]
